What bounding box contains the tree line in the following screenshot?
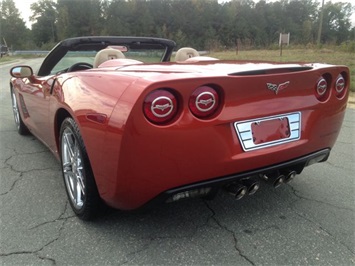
[0,0,354,51]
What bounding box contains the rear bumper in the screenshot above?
[145,148,330,206]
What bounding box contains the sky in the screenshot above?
[13,0,355,29]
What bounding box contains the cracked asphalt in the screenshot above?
[1,59,354,265]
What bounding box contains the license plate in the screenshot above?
[234,112,301,151]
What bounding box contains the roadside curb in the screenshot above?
[348,92,355,109]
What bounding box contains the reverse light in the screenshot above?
[189,86,220,118]
[143,89,178,124]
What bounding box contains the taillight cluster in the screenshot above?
[143,89,178,124]
[315,72,348,102]
[189,86,219,118]
[143,85,222,125]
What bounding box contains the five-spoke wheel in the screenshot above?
[60,117,100,220]
[61,126,86,209]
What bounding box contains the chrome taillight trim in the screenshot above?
[195,91,216,112]
[316,78,327,96]
[151,96,174,118]
[335,75,345,94]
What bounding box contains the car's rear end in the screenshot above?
[97,61,350,210]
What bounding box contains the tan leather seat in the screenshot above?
[175,47,199,62]
[93,48,125,68]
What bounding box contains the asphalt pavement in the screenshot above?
[0,59,354,265]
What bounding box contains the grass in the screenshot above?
[0,55,16,64]
[209,47,355,92]
[0,54,44,65]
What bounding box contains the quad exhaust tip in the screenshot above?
[225,183,247,200]
[225,170,297,200]
[240,178,260,196]
[285,170,297,183]
[260,172,285,188]
[261,170,298,187]
[225,177,260,199]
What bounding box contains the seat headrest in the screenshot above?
[175,47,200,62]
[93,48,125,68]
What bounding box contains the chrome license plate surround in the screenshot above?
[234,112,301,151]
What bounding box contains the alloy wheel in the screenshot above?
[61,127,86,210]
[11,90,20,129]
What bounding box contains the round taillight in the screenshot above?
[315,77,329,102]
[335,74,346,98]
[189,86,219,118]
[143,89,178,124]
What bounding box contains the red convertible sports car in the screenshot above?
[10,36,350,220]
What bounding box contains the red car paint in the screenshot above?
[10,37,349,212]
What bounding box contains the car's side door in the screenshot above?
[17,74,55,146]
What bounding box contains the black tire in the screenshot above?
[10,88,30,135]
[59,117,101,220]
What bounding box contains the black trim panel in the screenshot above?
[146,149,330,206]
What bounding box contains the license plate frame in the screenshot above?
[234,112,301,151]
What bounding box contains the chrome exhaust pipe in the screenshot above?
[260,172,285,188]
[285,170,297,183]
[224,183,247,200]
[240,178,260,196]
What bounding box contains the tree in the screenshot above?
[30,0,57,47]
[0,0,29,50]
[4,0,352,50]
[319,2,353,44]
[56,0,103,38]
[285,0,318,44]
[102,0,131,36]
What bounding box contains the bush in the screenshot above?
[339,41,355,53]
[40,42,58,51]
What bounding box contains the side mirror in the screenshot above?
[10,66,33,78]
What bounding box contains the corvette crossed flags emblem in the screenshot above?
[266,81,290,94]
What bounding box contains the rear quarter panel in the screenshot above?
[50,71,139,178]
